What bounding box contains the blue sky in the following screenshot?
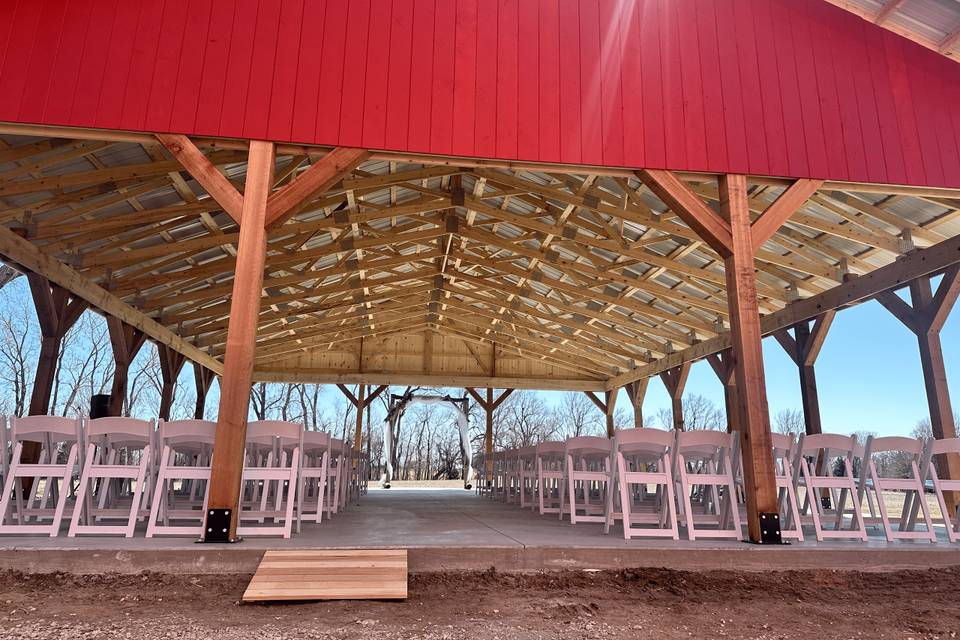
[622,294,960,436]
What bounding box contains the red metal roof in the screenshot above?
[2,0,960,188]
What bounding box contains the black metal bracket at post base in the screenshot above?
[198,508,241,543]
[755,512,785,545]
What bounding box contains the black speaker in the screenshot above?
[89,394,111,419]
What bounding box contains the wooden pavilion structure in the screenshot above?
[1,0,959,544]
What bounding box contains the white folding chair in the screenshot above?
[861,435,936,542]
[673,430,742,541]
[0,416,82,536]
[238,420,302,538]
[560,436,613,525]
[517,445,538,510]
[68,417,154,537]
[146,419,216,538]
[298,430,330,524]
[797,434,868,541]
[606,428,679,540]
[535,441,565,515]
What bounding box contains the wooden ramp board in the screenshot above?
[242,550,408,602]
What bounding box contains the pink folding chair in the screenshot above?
[238,420,302,538]
[797,433,868,541]
[922,437,960,542]
[324,438,345,517]
[68,417,155,537]
[536,441,566,515]
[500,448,521,504]
[731,433,804,541]
[606,428,679,540]
[517,445,538,510]
[146,419,216,538]
[0,416,82,536]
[560,436,613,525]
[0,416,9,494]
[861,436,936,542]
[673,430,742,541]
[298,430,330,524]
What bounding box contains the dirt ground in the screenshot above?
[2,567,959,640]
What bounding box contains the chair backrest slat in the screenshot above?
[10,415,82,443]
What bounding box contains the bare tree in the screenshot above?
[0,296,36,416]
[556,392,602,438]
[773,408,804,436]
[654,394,723,431]
[496,391,559,448]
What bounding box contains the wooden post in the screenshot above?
[719,175,779,541]
[659,363,690,430]
[157,344,186,421]
[773,311,835,435]
[336,383,386,468]
[155,136,368,541]
[707,349,739,433]
[106,316,147,417]
[485,388,495,477]
[21,274,86,488]
[26,274,87,416]
[877,266,960,512]
[194,365,215,420]
[353,384,366,468]
[624,379,648,428]
[205,140,275,541]
[465,387,513,479]
[638,170,818,541]
[603,389,618,437]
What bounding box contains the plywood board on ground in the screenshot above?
[242,549,408,602]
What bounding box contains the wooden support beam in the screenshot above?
[336,383,360,408]
[750,180,823,252]
[468,387,513,481]
[353,384,366,458]
[0,225,222,375]
[156,134,244,224]
[608,231,960,389]
[879,269,960,513]
[584,391,607,413]
[706,349,739,433]
[194,365,215,420]
[106,316,147,416]
[604,388,618,437]
[157,344,187,421]
[719,174,779,543]
[637,169,733,255]
[264,147,369,228]
[26,274,87,416]
[624,378,648,428]
[774,311,835,436]
[22,274,87,479]
[874,0,905,24]
[659,362,691,430]
[205,140,276,542]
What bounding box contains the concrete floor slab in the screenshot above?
[1,489,959,574]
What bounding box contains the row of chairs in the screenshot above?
[0,415,366,538]
[477,429,960,543]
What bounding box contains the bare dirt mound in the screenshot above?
[2,566,958,639]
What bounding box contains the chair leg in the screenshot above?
[67,444,96,538]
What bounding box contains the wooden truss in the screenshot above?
[2,124,960,541]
